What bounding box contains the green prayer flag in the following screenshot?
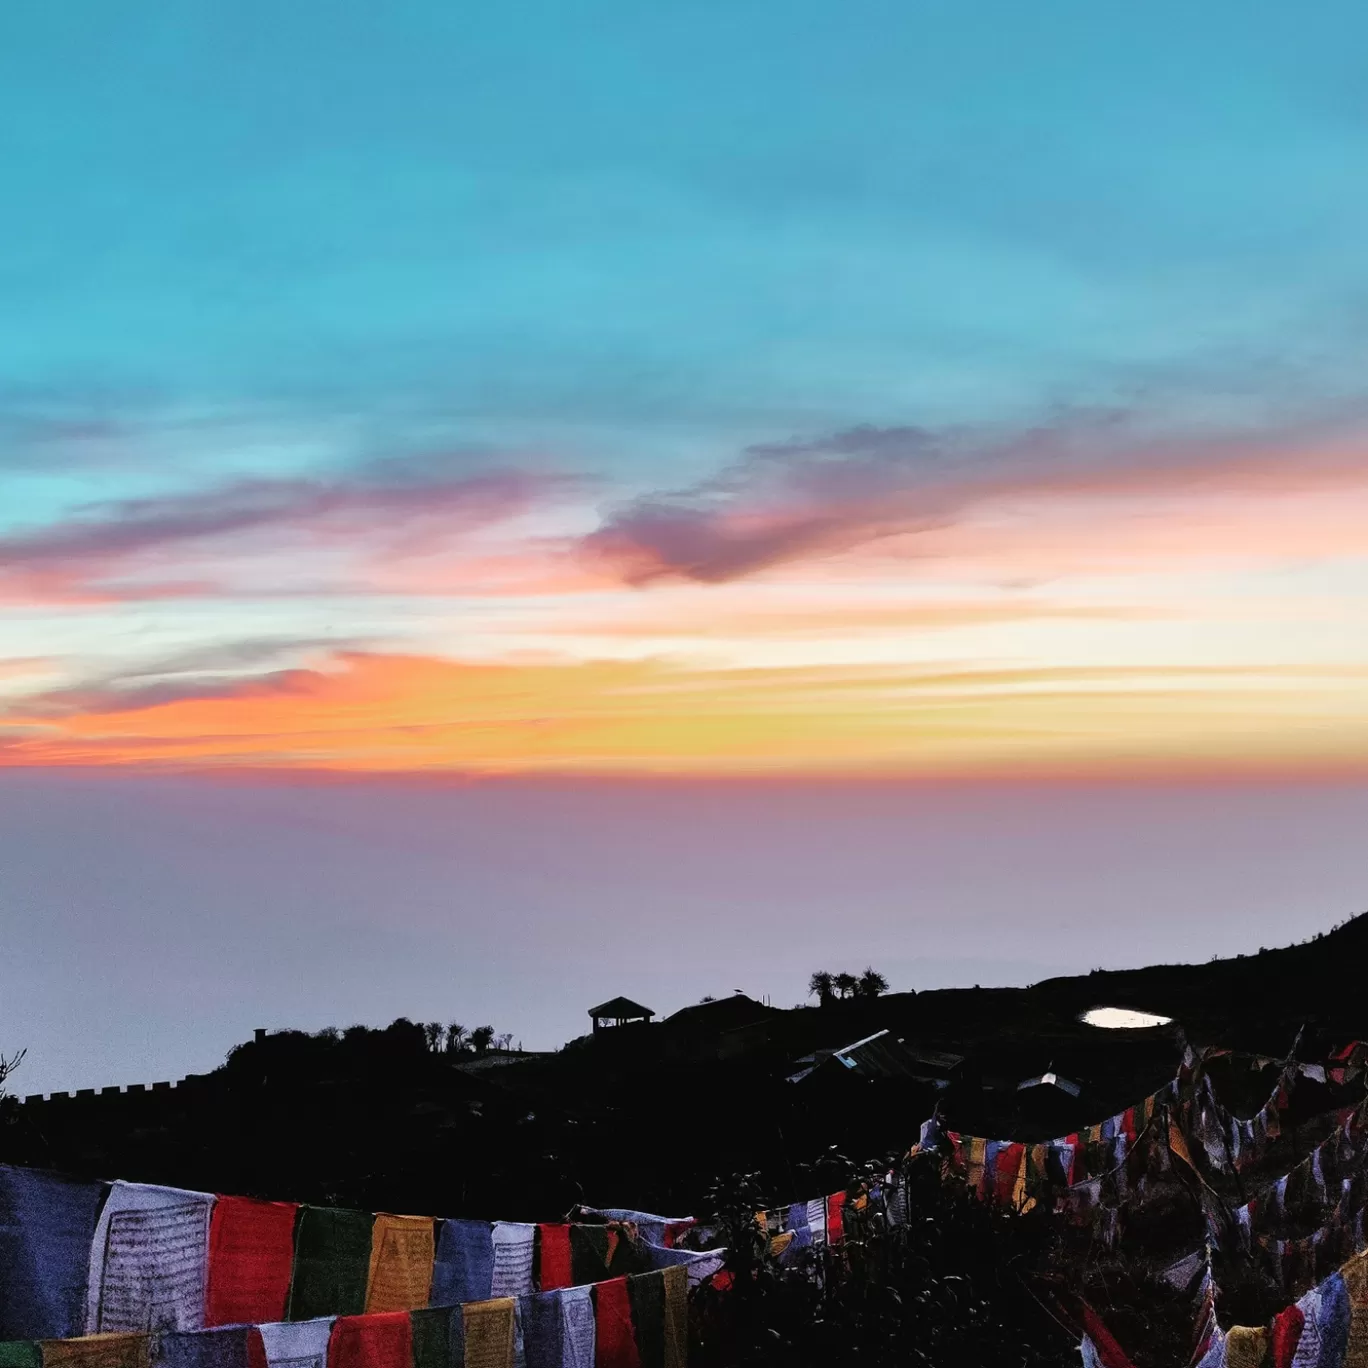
[409,1307,453,1368]
[0,1344,41,1368]
[627,1271,667,1368]
[287,1206,374,1320]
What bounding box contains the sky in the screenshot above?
[3,4,1368,1090]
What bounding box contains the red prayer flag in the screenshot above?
[1079,1305,1138,1368]
[826,1192,846,1247]
[328,1313,413,1368]
[538,1224,573,1290]
[661,1221,694,1250]
[994,1144,1024,1205]
[594,1277,642,1368]
[1271,1304,1304,1368]
[205,1195,299,1327]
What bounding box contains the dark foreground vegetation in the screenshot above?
[696,1155,1075,1367]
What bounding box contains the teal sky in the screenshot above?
[6,2,1368,488]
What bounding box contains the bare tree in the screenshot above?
[0,1048,26,1101]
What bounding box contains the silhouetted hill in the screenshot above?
[3,911,1365,1216]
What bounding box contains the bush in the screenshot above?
[692,1153,1075,1367]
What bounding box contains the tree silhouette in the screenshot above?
[0,1048,24,1102]
[857,967,890,998]
[423,1022,444,1052]
[470,1025,495,1054]
[833,972,859,1000]
[445,1024,468,1054]
[808,971,835,1006]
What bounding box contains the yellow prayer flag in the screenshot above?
[41,1338,150,1368]
[366,1213,436,1313]
[1341,1249,1368,1368]
[1010,1148,1029,1210]
[1168,1122,1197,1171]
[965,1136,987,1193]
[661,1264,689,1368]
[463,1298,516,1368]
[1224,1325,1268,1368]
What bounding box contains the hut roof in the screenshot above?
[587,996,655,1020]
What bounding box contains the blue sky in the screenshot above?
[6,1,1368,469]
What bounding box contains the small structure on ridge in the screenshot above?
[588,996,655,1034]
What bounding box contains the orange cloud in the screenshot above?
[5,650,1368,778]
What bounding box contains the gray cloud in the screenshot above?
[580,408,1361,585]
[20,669,323,719]
[0,459,577,601]
[580,412,1134,583]
[9,638,361,719]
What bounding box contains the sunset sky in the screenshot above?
[3,4,1368,1090]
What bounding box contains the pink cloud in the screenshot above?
[581,415,1368,585]
[0,464,578,603]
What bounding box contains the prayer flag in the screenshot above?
[155,1327,266,1368]
[825,1194,845,1248]
[536,1228,572,1293]
[328,1313,412,1368]
[259,1318,335,1368]
[86,1183,214,1335]
[288,1210,373,1322]
[624,1276,663,1368]
[42,1338,151,1368]
[0,1166,105,1340]
[490,1227,535,1301]
[432,1222,494,1308]
[658,1269,685,1368]
[462,1301,515,1368]
[590,1282,638,1368]
[365,1218,434,1315]
[205,1197,298,1328]
[407,1310,452,1368]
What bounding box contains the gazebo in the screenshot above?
[588,996,655,1034]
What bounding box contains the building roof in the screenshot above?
[788,1030,954,1085]
[902,1045,966,1074]
[587,996,655,1020]
[1017,1070,1081,1097]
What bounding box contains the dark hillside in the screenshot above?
[4,912,1365,1216]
